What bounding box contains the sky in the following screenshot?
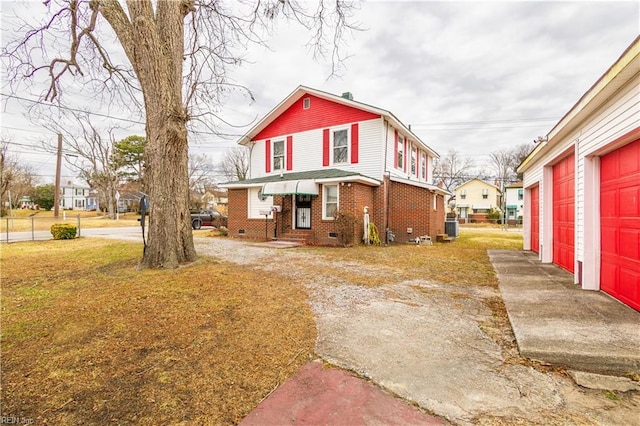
[1,0,639,185]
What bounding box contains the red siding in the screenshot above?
[530,185,540,253]
[265,139,271,173]
[553,152,575,273]
[322,129,330,167]
[286,136,293,171]
[254,94,380,140]
[600,137,640,311]
[351,123,359,164]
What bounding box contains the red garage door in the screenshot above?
[553,152,575,273]
[530,185,540,253]
[600,138,640,311]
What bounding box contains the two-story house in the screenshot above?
[221,86,449,245]
[504,182,524,225]
[453,179,502,223]
[59,181,91,211]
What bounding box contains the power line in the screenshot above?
[1,93,146,125]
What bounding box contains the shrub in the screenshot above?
[218,226,228,237]
[51,223,77,240]
[333,210,358,247]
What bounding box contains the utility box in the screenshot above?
[445,218,459,237]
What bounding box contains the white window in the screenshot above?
[323,184,338,219]
[433,194,438,210]
[460,189,466,200]
[273,140,285,171]
[397,136,404,169]
[482,188,489,199]
[303,97,311,109]
[333,129,348,164]
[410,146,417,175]
[518,189,523,200]
[421,152,427,179]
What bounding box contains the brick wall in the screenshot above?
[384,180,445,243]
[227,181,445,245]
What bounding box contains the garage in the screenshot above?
[552,152,575,273]
[530,185,540,253]
[600,138,640,311]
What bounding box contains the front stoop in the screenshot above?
[436,233,454,243]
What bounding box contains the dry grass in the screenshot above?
[1,239,315,425]
[300,228,523,287]
[1,228,524,424]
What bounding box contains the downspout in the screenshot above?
[383,120,390,244]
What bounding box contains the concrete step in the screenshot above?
[436,233,454,243]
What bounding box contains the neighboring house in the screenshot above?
[59,181,91,211]
[504,182,524,225]
[220,85,449,245]
[202,188,229,212]
[518,36,639,311]
[453,179,502,223]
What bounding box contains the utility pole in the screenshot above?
[53,133,62,218]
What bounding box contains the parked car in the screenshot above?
[191,210,227,229]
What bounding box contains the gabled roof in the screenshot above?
[237,85,439,158]
[518,36,640,173]
[454,178,502,192]
[505,182,523,189]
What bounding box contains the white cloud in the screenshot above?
[2,0,638,181]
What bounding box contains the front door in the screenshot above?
[295,194,312,229]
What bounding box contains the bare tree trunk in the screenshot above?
[142,105,196,268]
[98,0,196,268]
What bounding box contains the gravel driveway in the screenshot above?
[196,237,639,425]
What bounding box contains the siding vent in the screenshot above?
[328,232,338,238]
[303,97,310,109]
[238,229,246,235]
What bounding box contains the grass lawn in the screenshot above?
[1,229,523,424]
[1,239,315,425]
[300,228,523,288]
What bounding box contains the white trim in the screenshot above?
[331,127,350,165]
[582,155,600,290]
[322,184,339,220]
[272,139,286,172]
[541,165,554,263]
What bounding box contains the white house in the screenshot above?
[504,182,524,225]
[518,36,639,311]
[59,181,91,211]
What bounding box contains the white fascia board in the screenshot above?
[218,182,264,190]
[315,175,381,186]
[519,36,640,173]
[389,175,451,196]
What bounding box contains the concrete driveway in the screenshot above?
[194,237,640,425]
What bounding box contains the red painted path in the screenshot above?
[240,361,445,425]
